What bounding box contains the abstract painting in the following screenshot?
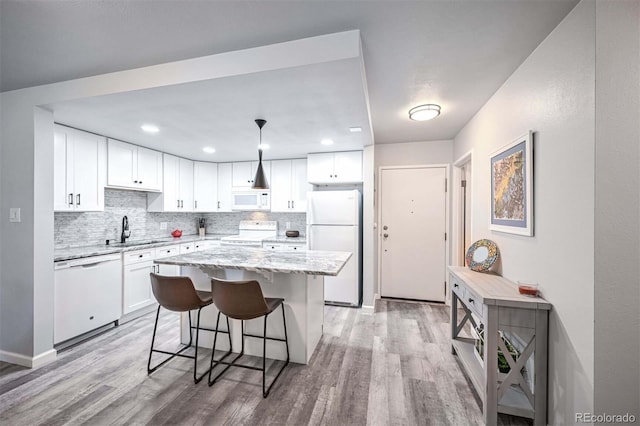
[490,132,533,236]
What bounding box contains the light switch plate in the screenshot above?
[9,208,21,222]
[160,222,167,230]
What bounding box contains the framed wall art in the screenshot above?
[489,131,533,236]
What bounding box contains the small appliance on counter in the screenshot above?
[171,229,183,238]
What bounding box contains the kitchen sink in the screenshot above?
[110,240,168,247]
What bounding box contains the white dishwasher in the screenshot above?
[54,253,122,344]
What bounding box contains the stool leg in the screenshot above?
[262,313,269,397]
[147,305,162,374]
[186,310,193,347]
[208,313,242,387]
[263,304,290,397]
[193,307,212,384]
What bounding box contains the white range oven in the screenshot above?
[220,220,277,247]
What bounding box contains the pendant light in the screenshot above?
[252,119,269,189]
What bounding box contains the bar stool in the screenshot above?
[148,273,232,384]
[208,277,290,397]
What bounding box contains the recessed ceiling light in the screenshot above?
[408,104,441,121]
[349,127,362,133]
[258,143,270,151]
[321,139,334,146]
[202,147,216,154]
[141,124,159,133]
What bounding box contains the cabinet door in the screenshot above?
[193,162,218,212]
[333,151,363,183]
[71,129,106,211]
[136,146,163,191]
[270,159,292,212]
[179,158,194,212]
[232,161,253,187]
[123,261,155,314]
[307,153,334,183]
[107,139,136,188]
[291,159,310,212]
[162,154,180,212]
[217,163,233,212]
[156,264,180,276]
[53,129,73,211]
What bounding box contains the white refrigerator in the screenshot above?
[307,190,362,307]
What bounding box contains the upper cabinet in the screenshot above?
[232,161,271,188]
[107,139,162,191]
[271,159,310,212]
[193,161,218,212]
[147,154,193,212]
[217,163,233,212]
[307,151,363,184]
[54,124,107,212]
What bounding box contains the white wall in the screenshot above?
[453,1,595,423]
[362,145,376,308]
[594,0,640,417]
[0,31,363,364]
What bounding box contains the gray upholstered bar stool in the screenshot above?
[148,273,232,384]
[208,277,290,397]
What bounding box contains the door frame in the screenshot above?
[451,151,473,268]
[376,164,450,302]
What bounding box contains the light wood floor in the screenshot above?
[0,300,530,425]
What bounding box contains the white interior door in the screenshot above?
[380,167,446,302]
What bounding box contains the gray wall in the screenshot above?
[453,1,595,422]
[55,189,306,248]
[594,0,640,417]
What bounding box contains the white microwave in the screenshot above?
[232,190,271,211]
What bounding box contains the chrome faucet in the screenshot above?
[121,216,131,243]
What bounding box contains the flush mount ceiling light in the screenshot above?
[141,124,159,133]
[202,147,216,154]
[252,119,269,189]
[408,104,441,121]
[321,138,334,146]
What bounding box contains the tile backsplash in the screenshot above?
[54,189,306,248]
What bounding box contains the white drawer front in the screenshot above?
[155,245,180,259]
[123,249,154,265]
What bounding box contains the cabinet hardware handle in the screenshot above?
[468,298,474,304]
[330,174,333,178]
[292,200,294,209]
[139,254,143,258]
[139,181,143,184]
[180,200,184,208]
[89,316,94,320]
[177,199,180,208]
[335,174,338,178]
[76,194,81,205]
[134,180,138,183]
[195,200,198,209]
[288,201,291,208]
[217,201,221,209]
[68,193,74,206]
[454,283,458,288]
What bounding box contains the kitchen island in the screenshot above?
[154,246,351,364]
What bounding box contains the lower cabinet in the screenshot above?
[262,241,307,252]
[54,253,122,344]
[154,244,181,276]
[122,248,156,315]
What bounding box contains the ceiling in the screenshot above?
[0,0,578,161]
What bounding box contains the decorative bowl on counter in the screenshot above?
[285,230,300,238]
[171,229,183,238]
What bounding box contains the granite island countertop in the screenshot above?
[262,236,307,244]
[154,246,350,276]
[54,234,230,262]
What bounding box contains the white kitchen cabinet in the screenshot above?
[194,240,220,251]
[179,242,195,254]
[270,159,310,212]
[107,139,162,191]
[154,245,180,276]
[123,248,156,315]
[193,162,218,212]
[147,154,194,212]
[232,160,271,188]
[307,151,362,184]
[53,124,107,212]
[54,254,122,344]
[217,162,233,212]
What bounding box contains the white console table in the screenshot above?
[448,266,551,425]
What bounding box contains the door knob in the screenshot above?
[383,233,389,238]
[383,225,388,230]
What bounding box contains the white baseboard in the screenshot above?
[361,304,375,314]
[0,348,57,368]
